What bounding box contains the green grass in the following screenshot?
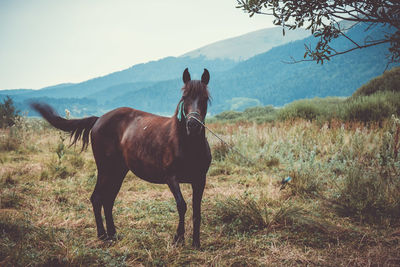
[1,116,400,266]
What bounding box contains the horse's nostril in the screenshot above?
[187,119,199,129]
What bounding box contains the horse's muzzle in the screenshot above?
[186,118,202,136]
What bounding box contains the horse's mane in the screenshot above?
[181,80,210,100]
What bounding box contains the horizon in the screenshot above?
[0,0,274,90]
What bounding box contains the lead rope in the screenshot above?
[191,116,292,189]
[177,101,255,165]
[190,116,256,166]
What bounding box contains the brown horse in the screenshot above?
[31,68,211,248]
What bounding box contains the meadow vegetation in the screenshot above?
[1,68,400,266]
[1,113,399,266]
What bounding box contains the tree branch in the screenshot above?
[282,39,391,64]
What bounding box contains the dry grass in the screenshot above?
[1,117,399,266]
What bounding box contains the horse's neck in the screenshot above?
[173,117,206,150]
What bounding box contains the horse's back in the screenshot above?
[91,107,169,139]
[90,106,177,182]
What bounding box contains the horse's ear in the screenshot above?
[183,68,191,84]
[201,69,210,85]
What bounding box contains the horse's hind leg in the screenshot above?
[90,184,107,240]
[96,164,128,240]
[91,146,128,240]
[102,168,127,239]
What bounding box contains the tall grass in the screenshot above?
[1,115,400,265]
[207,115,400,224]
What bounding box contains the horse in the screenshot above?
[31,68,212,248]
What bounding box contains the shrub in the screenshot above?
[0,127,23,151]
[278,101,320,121]
[276,97,343,122]
[335,166,400,224]
[214,110,242,121]
[213,196,267,233]
[352,66,400,97]
[335,116,400,223]
[0,96,20,128]
[212,141,231,161]
[341,92,400,122]
[242,105,275,118]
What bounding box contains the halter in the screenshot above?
[177,101,203,122]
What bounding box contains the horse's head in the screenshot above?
[177,68,210,136]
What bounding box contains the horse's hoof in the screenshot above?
[98,233,108,241]
[105,234,117,241]
[173,235,185,246]
[192,241,201,249]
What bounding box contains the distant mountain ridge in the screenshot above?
[1,23,398,117]
[181,27,310,61]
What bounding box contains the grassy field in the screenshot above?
[1,116,400,266]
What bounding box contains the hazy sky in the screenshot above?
[0,0,274,89]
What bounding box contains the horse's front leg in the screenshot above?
[191,178,205,248]
[167,176,187,245]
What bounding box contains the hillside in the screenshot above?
[1,23,398,117]
[352,66,400,97]
[2,56,236,100]
[99,22,398,115]
[181,27,310,61]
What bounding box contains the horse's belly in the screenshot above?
[129,163,166,184]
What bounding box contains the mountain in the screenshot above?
[95,23,399,115]
[181,27,310,61]
[4,56,236,99]
[208,22,398,111]
[1,23,398,117]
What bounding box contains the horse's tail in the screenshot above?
[30,102,99,150]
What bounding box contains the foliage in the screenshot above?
[352,66,400,97]
[0,96,20,128]
[209,105,278,123]
[341,91,400,122]
[211,91,400,124]
[277,98,341,122]
[237,0,400,64]
[214,110,242,121]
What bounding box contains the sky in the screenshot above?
[0,0,274,90]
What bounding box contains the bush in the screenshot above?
[352,67,400,97]
[242,105,275,118]
[210,105,279,123]
[0,127,23,151]
[278,101,320,121]
[0,96,20,128]
[214,110,242,121]
[212,141,231,161]
[341,92,400,122]
[336,166,400,224]
[213,196,267,233]
[335,116,400,223]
